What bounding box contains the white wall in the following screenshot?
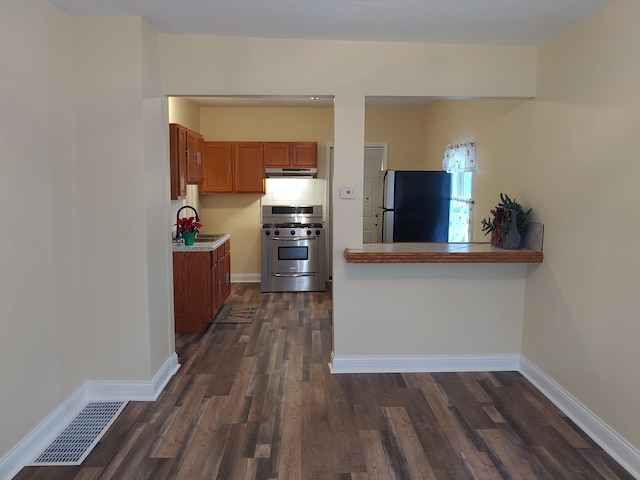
[522,0,640,450]
[0,0,85,458]
[142,19,176,376]
[334,264,526,356]
[158,34,537,358]
[73,16,153,380]
[0,4,176,466]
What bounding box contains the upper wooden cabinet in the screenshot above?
[265,142,317,168]
[291,142,317,167]
[196,135,204,182]
[200,142,265,194]
[201,142,233,193]
[234,143,265,193]
[170,123,204,199]
[169,124,187,199]
[185,129,204,184]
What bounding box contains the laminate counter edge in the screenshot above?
[344,242,543,264]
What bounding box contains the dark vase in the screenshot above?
[502,210,521,250]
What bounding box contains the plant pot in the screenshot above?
[181,230,196,246]
[501,210,522,250]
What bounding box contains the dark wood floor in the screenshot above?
[16,283,633,479]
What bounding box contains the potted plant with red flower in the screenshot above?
[176,216,202,246]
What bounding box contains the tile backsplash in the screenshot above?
[262,178,327,210]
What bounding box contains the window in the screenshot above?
[442,141,476,243]
[448,171,473,242]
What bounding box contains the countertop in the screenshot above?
[172,233,231,252]
[344,242,543,264]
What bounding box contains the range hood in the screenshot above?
[265,167,317,178]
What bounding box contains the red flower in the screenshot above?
[176,216,202,234]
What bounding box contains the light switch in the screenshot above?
[340,187,357,199]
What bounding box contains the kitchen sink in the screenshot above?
[194,234,224,243]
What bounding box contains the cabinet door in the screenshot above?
[196,134,204,184]
[265,142,291,167]
[220,240,231,302]
[169,124,187,199]
[234,143,265,193]
[211,257,220,318]
[173,251,212,333]
[291,142,317,167]
[186,130,198,184]
[201,142,233,193]
[222,251,231,301]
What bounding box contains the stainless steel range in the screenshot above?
[261,205,326,292]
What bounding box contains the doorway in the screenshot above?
[363,145,386,243]
[326,143,388,261]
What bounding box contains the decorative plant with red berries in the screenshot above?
[176,216,202,234]
[481,193,531,247]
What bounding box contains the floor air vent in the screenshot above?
[31,401,127,466]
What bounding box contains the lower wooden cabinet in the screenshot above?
[210,240,231,317]
[173,240,231,334]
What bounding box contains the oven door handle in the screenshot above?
[269,273,316,278]
[269,236,317,241]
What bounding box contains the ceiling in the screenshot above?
[50,0,612,108]
[51,0,612,46]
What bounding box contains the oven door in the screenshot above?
[267,236,319,273]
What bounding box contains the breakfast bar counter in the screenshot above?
[343,242,543,264]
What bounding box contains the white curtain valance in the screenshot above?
[442,141,477,173]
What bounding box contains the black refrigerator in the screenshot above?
[381,170,451,242]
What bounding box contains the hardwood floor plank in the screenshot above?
[431,372,496,430]
[15,283,633,480]
[173,397,226,479]
[478,425,555,479]
[358,430,394,479]
[72,467,104,480]
[95,422,147,479]
[401,386,473,479]
[578,449,637,480]
[278,337,303,478]
[384,406,438,479]
[153,374,210,458]
[480,377,608,478]
[302,363,332,475]
[403,373,503,479]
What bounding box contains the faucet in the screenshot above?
[175,205,200,241]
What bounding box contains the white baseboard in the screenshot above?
[0,353,180,480]
[86,353,180,401]
[330,353,520,374]
[231,273,260,283]
[520,356,640,479]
